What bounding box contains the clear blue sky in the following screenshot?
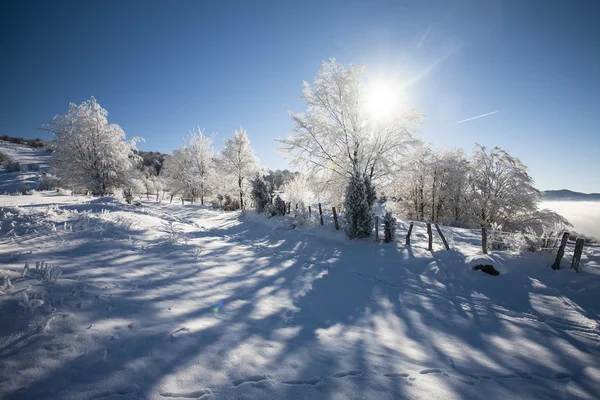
[1,0,599,192]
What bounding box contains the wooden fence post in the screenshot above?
[426,223,433,251]
[332,207,339,230]
[308,205,312,218]
[435,223,450,251]
[482,227,488,254]
[287,202,291,214]
[551,232,570,270]
[374,216,379,241]
[571,238,585,272]
[406,222,414,246]
[318,203,323,225]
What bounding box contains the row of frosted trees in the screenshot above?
[275,59,570,238]
[43,98,261,210]
[43,58,570,239]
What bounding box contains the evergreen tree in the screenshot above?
[272,195,286,216]
[364,175,376,210]
[343,170,373,239]
[250,174,271,212]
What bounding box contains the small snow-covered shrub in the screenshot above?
[162,221,184,245]
[222,194,240,211]
[488,223,509,251]
[123,187,134,204]
[250,174,271,212]
[521,224,564,253]
[0,151,6,164]
[294,202,309,225]
[383,211,396,243]
[4,159,21,172]
[39,174,60,191]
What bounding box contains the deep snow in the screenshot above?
[1,193,599,399]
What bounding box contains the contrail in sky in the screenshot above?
[417,25,431,48]
[454,111,499,124]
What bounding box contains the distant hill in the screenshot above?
[541,190,600,201]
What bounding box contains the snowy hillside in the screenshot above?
[1,194,599,399]
[0,140,52,193]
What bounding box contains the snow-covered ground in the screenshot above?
[541,201,600,239]
[0,141,52,194]
[1,193,599,399]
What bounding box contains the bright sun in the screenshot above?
[365,81,401,122]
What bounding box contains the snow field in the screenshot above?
[0,193,599,399]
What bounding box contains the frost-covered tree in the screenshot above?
[282,174,314,209]
[282,174,315,224]
[277,58,423,203]
[250,173,271,212]
[185,128,216,205]
[218,128,260,210]
[161,147,190,202]
[161,128,216,204]
[343,169,373,239]
[43,97,141,195]
[470,144,539,227]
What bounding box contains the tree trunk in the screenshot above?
[238,176,244,210]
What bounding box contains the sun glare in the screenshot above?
[365,80,401,122]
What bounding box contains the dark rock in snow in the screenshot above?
[473,264,500,276]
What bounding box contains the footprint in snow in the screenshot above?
[232,374,269,387]
[283,377,324,386]
[333,370,364,378]
[384,373,410,378]
[420,368,445,375]
[161,388,212,398]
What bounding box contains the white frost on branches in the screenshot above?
[277,58,423,206]
[162,127,217,204]
[43,97,142,195]
[218,128,261,210]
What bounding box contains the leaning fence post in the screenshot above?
[426,223,433,251]
[435,223,450,251]
[482,227,488,254]
[406,222,414,246]
[332,207,340,230]
[374,216,379,242]
[552,232,570,270]
[571,238,585,272]
[318,203,323,225]
[308,205,312,218]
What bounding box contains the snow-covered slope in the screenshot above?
[1,194,599,399]
[0,140,52,193]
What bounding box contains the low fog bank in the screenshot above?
[541,201,600,238]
